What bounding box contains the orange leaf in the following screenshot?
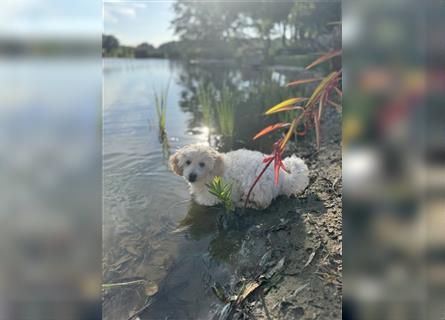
[306,49,342,70]
[253,122,291,140]
[279,119,297,151]
[265,98,307,115]
[287,78,322,87]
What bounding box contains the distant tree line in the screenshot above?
[103,1,340,63]
[102,34,184,59]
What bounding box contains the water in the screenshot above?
[0,58,102,319]
[102,58,318,319]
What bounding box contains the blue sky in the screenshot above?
[0,0,177,46]
[104,2,178,47]
[0,0,101,38]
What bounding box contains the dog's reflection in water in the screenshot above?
[175,202,246,262]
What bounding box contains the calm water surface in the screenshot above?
[103,58,314,319]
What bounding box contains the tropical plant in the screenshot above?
[206,176,235,214]
[245,49,342,207]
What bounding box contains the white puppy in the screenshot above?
[169,144,309,209]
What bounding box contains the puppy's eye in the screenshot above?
[185,160,191,165]
[199,162,205,168]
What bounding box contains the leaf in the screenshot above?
[264,97,307,115]
[305,71,339,110]
[144,281,159,296]
[253,122,291,140]
[235,281,260,305]
[279,110,306,151]
[303,252,316,268]
[306,49,342,69]
[287,77,322,87]
[267,105,305,115]
[279,119,297,151]
[264,257,285,279]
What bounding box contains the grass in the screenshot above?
[197,83,214,129]
[153,83,170,136]
[215,84,237,137]
[206,176,234,214]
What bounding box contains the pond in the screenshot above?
[102,58,322,320]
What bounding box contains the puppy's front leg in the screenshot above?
[191,184,221,207]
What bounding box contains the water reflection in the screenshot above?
[175,61,320,152]
[103,58,323,320]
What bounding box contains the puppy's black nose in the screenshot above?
[188,173,197,182]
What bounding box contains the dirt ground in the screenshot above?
[207,109,342,320]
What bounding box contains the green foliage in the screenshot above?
[135,43,163,58]
[215,85,237,137]
[171,1,341,61]
[206,176,234,214]
[153,84,170,134]
[102,34,119,55]
[196,83,215,128]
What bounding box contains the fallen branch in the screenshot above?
[102,279,146,289]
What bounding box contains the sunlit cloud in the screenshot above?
[104,3,147,24]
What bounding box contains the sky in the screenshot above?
[104,2,178,47]
[0,0,102,38]
[0,0,177,47]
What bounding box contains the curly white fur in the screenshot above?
[169,144,309,210]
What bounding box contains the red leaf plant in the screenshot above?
[244,49,342,208]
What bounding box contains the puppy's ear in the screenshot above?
[213,154,225,176]
[169,153,183,176]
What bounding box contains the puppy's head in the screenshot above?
[169,144,224,184]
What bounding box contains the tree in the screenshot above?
[102,34,119,55]
[134,42,157,58]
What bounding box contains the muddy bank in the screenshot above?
[206,108,342,320]
[204,126,342,319]
[103,104,341,320]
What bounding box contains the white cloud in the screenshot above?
[104,3,147,23]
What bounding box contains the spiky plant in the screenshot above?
[245,49,342,207]
[206,176,234,214]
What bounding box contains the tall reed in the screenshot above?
[197,83,214,129]
[153,83,170,136]
[215,85,237,137]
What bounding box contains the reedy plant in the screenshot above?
[215,84,237,138]
[206,176,235,214]
[197,83,215,129]
[245,49,342,207]
[153,82,170,137]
